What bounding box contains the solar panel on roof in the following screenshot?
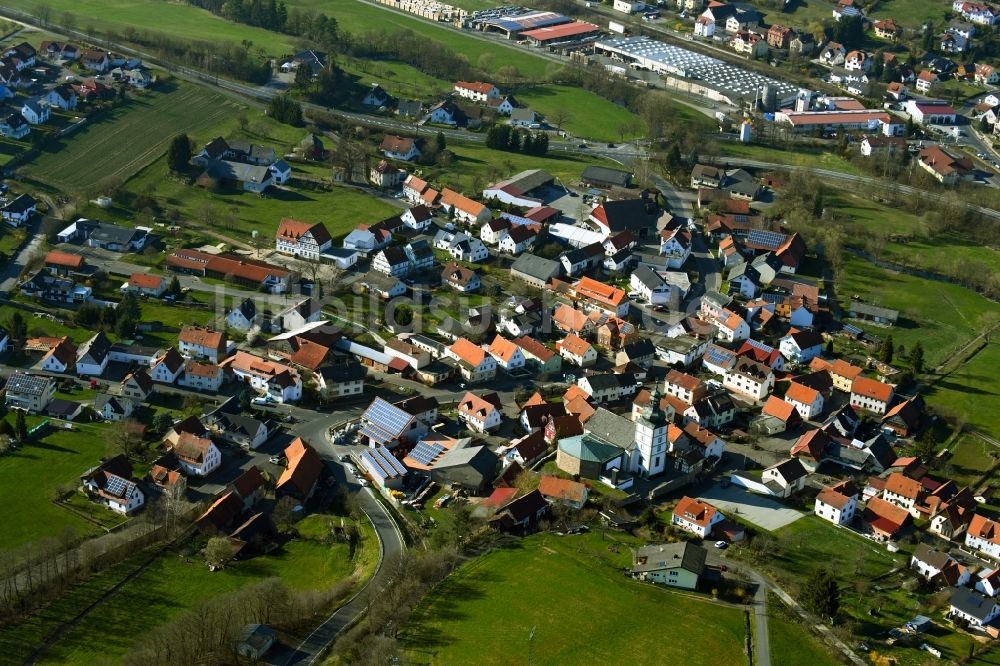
[705,346,735,365]
[745,338,774,352]
[105,474,128,497]
[762,293,784,304]
[746,229,786,250]
[410,442,445,466]
[362,397,413,441]
[843,323,863,335]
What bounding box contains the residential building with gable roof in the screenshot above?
[275,218,332,260]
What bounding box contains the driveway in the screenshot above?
[698,483,804,531]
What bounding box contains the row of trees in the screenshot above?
[484,125,549,156]
[268,93,303,125]
[186,0,340,51]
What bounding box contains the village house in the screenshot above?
[178,360,224,392]
[814,480,858,525]
[178,326,228,363]
[631,542,707,590]
[121,273,167,298]
[457,391,503,432]
[4,373,55,413]
[275,218,332,260]
[784,381,824,420]
[723,357,774,401]
[120,369,154,402]
[94,394,138,422]
[80,456,144,514]
[850,376,894,415]
[488,335,526,371]
[454,80,500,102]
[441,262,481,293]
[151,348,185,384]
[966,514,1000,559]
[559,333,598,368]
[672,496,724,538]
[222,351,302,403]
[380,134,421,162]
[447,337,498,383]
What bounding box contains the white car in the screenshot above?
[359,479,370,487]
[251,397,270,406]
[714,541,728,549]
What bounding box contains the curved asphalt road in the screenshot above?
[284,481,406,665]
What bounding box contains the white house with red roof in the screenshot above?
[121,273,166,298]
[454,80,501,102]
[178,326,228,363]
[850,376,894,415]
[713,308,750,343]
[966,514,1000,559]
[558,333,597,367]
[814,480,858,525]
[672,496,725,538]
[448,337,497,382]
[457,391,503,432]
[275,218,333,260]
[488,334,526,371]
[784,381,824,419]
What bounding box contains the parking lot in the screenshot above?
[698,482,804,531]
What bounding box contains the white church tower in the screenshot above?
[633,388,670,477]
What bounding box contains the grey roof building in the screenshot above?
[510,253,562,287]
[430,445,500,494]
[581,165,633,189]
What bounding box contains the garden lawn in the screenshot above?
[24,1,294,54]
[0,418,114,551]
[402,534,746,666]
[925,342,1000,437]
[21,81,239,195]
[836,254,997,368]
[513,85,645,143]
[39,514,363,664]
[769,516,902,583]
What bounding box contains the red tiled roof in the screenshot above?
[129,273,163,290]
[537,474,587,503]
[673,496,718,527]
[852,376,893,402]
[45,251,84,269]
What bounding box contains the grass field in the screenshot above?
[513,85,645,143]
[8,513,369,664]
[24,0,295,54]
[432,141,622,193]
[938,433,997,488]
[925,342,1000,436]
[21,81,241,196]
[402,533,747,665]
[823,192,1000,272]
[768,602,842,666]
[769,516,902,584]
[836,254,997,368]
[291,0,551,79]
[0,417,114,551]
[114,152,399,244]
[716,141,863,176]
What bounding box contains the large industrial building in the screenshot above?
[474,10,573,38]
[593,35,800,108]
